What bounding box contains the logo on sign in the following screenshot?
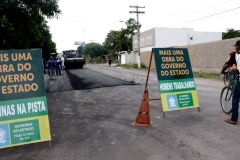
[0,128,6,144]
[0,124,10,147]
[167,94,179,109]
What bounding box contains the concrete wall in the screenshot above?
[174,37,240,73]
[140,37,240,73]
[140,50,156,68]
[120,51,138,64]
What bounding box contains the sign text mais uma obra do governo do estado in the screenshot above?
[0,53,38,94]
[159,49,190,76]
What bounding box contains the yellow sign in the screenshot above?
[0,49,51,149]
[153,48,199,112]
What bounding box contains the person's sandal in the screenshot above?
[225,119,237,125]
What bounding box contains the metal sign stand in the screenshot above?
[49,140,52,149]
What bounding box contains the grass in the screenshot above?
[114,63,222,80]
[118,63,147,69]
[193,72,222,80]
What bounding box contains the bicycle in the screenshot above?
[223,68,238,86]
[220,69,239,114]
[223,67,230,86]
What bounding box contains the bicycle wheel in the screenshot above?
[223,73,229,86]
[220,86,232,114]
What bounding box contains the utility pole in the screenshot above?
[130,5,145,68]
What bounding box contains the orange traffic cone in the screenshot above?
[132,89,152,127]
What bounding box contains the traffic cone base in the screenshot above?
[132,89,152,127]
[132,121,152,127]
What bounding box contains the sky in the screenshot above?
[47,0,240,53]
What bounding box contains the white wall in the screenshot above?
[155,28,190,47]
[141,47,153,52]
[191,31,222,45]
[121,54,126,64]
[129,52,136,63]
[154,28,222,47]
[134,52,138,63]
[121,51,138,64]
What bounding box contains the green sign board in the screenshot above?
[0,49,51,149]
[153,48,199,112]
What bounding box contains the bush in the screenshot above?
[121,64,129,68]
[120,63,146,69]
[132,63,138,68]
[141,63,146,68]
[84,54,91,63]
[93,56,102,63]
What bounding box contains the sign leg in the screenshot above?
[198,107,201,112]
[48,140,52,149]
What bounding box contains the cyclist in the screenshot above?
[221,40,240,125]
[108,58,112,67]
[226,50,237,82]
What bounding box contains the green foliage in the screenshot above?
[102,30,121,54]
[141,63,146,68]
[92,56,103,63]
[120,63,146,68]
[222,28,240,40]
[131,63,146,68]
[193,72,221,79]
[83,43,107,63]
[0,0,61,58]
[84,54,91,63]
[132,63,138,68]
[103,18,140,55]
[121,64,130,68]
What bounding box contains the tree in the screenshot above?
[222,28,240,40]
[0,0,61,58]
[83,43,107,63]
[103,18,140,54]
[102,30,121,54]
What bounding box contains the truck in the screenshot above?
[63,45,86,69]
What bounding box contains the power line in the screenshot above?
[140,6,240,35]
[177,0,232,18]
[159,0,231,20]
[169,6,240,29]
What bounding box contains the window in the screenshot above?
[140,38,145,47]
[133,40,138,49]
[146,36,152,46]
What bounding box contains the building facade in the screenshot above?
[120,51,138,65]
[132,27,222,68]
